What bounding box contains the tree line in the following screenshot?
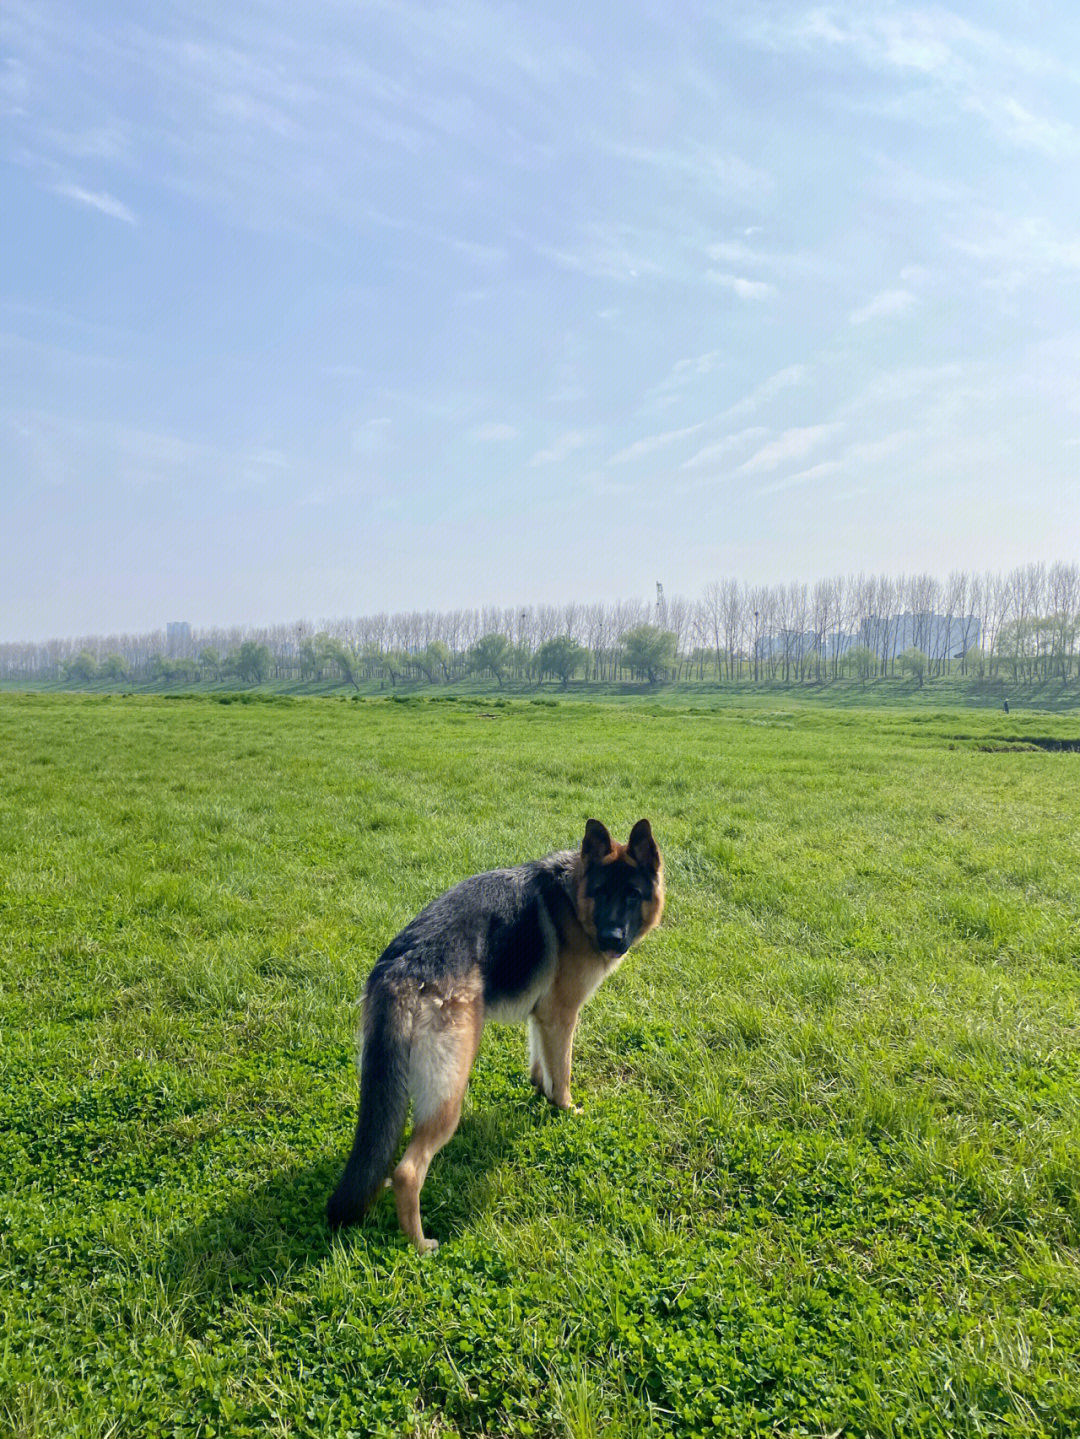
[4,563,1079,690]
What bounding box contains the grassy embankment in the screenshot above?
[5,668,1080,711]
[2,692,1079,1436]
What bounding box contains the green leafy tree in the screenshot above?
[99,653,129,682]
[63,650,98,684]
[1049,613,1080,681]
[298,636,326,680]
[897,646,928,687]
[469,633,511,687]
[197,647,221,681]
[415,641,452,684]
[994,616,1067,683]
[845,645,876,682]
[688,646,716,682]
[324,637,361,690]
[511,642,537,682]
[382,649,409,687]
[536,635,586,688]
[234,641,272,685]
[963,646,988,679]
[619,625,677,684]
[995,620,1027,682]
[360,643,384,682]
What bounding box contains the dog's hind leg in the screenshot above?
[393,986,481,1254]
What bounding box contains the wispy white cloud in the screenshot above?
[837,362,970,422]
[706,238,815,276]
[739,5,1080,157]
[739,422,845,475]
[601,139,773,201]
[451,238,507,267]
[708,271,777,300]
[585,471,637,498]
[723,364,808,420]
[844,431,916,465]
[682,426,768,471]
[471,422,518,441]
[42,122,130,160]
[351,418,393,454]
[755,430,913,495]
[607,421,707,466]
[850,287,918,324]
[2,0,596,241]
[548,384,587,404]
[53,183,136,224]
[0,56,30,112]
[115,426,293,489]
[536,222,666,282]
[529,429,589,466]
[755,458,841,497]
[950,214,1080,287]
[987,97,1079,157]
[7,410,291,491]
[249,447,288,467]
[867,151,968,207]
[646,350,723,405]
[707,240,766,267]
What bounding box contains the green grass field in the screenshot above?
[3,692,1080,1437]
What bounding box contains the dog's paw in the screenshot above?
[416,1236,440,1256]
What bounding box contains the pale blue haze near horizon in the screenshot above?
[2,1,1079,642]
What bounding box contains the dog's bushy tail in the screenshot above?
[326,987,410,1229]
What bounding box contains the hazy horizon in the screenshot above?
[4,2,1080,642]
[3,561,1072,655]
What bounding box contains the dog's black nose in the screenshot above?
[599,929,626,952]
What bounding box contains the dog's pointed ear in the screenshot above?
[582,818,614,865]
[627,818,660,872]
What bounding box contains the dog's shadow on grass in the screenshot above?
[162,1097,546,1314]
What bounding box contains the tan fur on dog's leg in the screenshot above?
[393,1091,464,1253]
[546,1012,580,1111]
[530,1004,581,1111]
[393,984,481,1253]
[527,1014,547,1091]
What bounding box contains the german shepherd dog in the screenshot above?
[326,818,663,1252]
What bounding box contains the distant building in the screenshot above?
[166,622,192,656]
[757,612,981,665]
[858,612,980,663]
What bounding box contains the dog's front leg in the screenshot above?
[530,1001,581,1112]
[548,1012,581,1111]
[527,1014,548,1093]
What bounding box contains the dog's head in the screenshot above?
[577,818,664,959]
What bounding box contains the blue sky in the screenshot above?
[3,1,1079,640]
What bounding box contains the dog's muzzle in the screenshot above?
[598,931,627,958]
